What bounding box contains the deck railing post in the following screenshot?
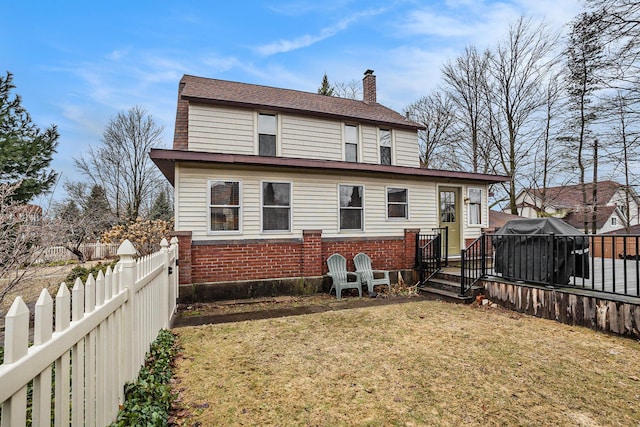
[548,232,555,287]
[460,248,467,296]
[444,226,449,267]
[480,232,486,278]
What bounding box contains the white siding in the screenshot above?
[176,164,443,241]
[280,115,342,160]
[186,104,422,167]
[360,126,378,164]
[394,130,420,167]
[188,104,254,154]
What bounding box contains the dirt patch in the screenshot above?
[172,293,426,327]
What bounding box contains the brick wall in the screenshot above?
[173,81,188,149]
[175,229,420,285]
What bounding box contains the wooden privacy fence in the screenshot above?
[0,237,179,426]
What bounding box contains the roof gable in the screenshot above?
[527,181,625,209]
[178,74,424,131]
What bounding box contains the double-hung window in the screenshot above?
[387,188,408,219]
[262,182,291,232]
[339,185,363,230]
[344,124,358,162]
[258,113,277,156]
[380,129,392,165]
[468,188,482,225]
[209,180,240,231]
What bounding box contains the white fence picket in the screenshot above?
[0,238,179,426]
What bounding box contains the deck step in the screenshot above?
[417,285,475,304]
[426,277,462,294]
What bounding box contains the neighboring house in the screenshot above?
[512,181,640,234]
[151,70,509,290]
[488,209,523,231]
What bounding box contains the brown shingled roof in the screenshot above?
[563,205,618,230]
[179,74,424,131]
[527,181,623,209]
[489,210,523,229]
[150,148,511,186]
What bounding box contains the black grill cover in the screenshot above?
[492,218,589,285]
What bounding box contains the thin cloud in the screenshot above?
[255,8,385,55]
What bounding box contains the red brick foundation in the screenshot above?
[174,229,421,285]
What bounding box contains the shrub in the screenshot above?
[101,218,174,256]
[64,259,118,286]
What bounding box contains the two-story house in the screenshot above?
[150,71,509,297]
[512,181,640,234]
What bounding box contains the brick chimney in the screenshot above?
[363,69,376,104]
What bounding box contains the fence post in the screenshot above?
[2,297,30,427]
[548,232,555,287]
[170,236,179,319]
[117,239,138,385]
[160,238,170,329]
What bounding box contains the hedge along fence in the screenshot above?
[0,237,179,426]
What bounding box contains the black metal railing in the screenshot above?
[484,233,640,298]
[416,232,442,286]
[431,227,449,267]
[460,233,492,296]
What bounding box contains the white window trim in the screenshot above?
[386,186,409,221]
[342,123,361,163]
[208,178,242,235]
[467,186,484,227]
[378,128,394,166]
[260,180,293,234]
[255,111,280,156]
[338,183,365,232]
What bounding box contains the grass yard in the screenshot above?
[172,300,640,426]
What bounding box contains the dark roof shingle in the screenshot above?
[527,181,623,208]
[179,74,424,130]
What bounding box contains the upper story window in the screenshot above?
[258,113,277,156]
[611,216,617,226]
[344,124,358,162]
[387,187,408,219]
[209,180,241,232]
[468,188,482,225]
[339,185,363,230]
[380,129,392,165]
[262,181,291,232]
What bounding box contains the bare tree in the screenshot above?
[404,91,456,169]
[75,106,164,222]
[565,11,606,233]
[332,79,362,100]
[0,183,58,306]
[529,70,570,215]
[603,90,640,230]
[441,46,493,174]
[487,17,560,214]
[53,182,115,261]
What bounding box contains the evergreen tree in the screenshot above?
[317,73,334,96]
[149,190,173,221]
[84,184,115,236]
[0,72,59,202]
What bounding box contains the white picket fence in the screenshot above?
[38,242,120,262]
[0,237,179,426]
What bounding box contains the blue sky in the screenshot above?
[3,0,583,201]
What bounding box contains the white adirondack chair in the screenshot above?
[354,252,391,295]
[327,254,362,300]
